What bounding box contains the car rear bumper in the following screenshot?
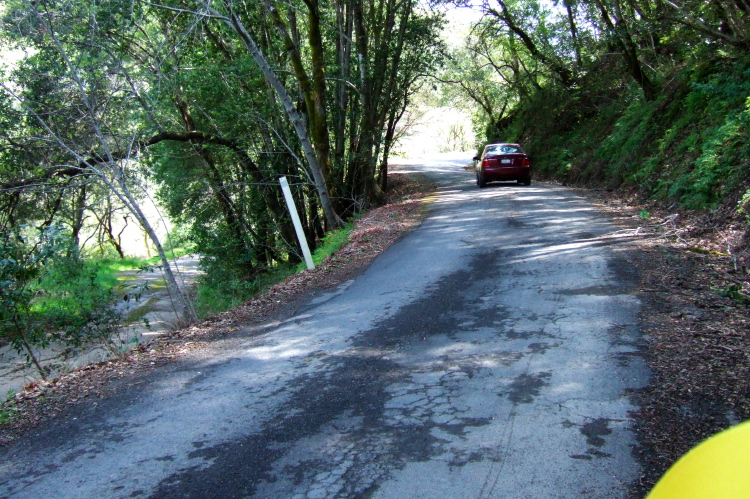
[483,166,529,181]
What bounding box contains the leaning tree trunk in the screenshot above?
[23,1,198,325]
[223,6,342,229]
[13,317,46,380]
[110,167,197,323]
[70,182,87,248]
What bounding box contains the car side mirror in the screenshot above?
[472,156,479,161]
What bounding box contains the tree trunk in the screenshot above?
[70,182,87,248]
[103,210,126,259]
[304,0,336,199]
[380,92,409,193]
[112,168,197,323]
[333,1,352,189]
[563,0,583,67]
[593,0,660,100]
[13,316,46,381]
[223,7,342,229]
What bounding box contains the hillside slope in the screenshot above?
[509,56,750,213]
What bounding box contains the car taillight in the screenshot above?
[482,159,490,167]
[522,157,530,166]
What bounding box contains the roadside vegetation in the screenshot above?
[194,221,356,318]
[92,245,193,289]
[1,0,444,379]
[0,225,119,379]
[442,0,750,217]
[0,171,434,445]
[510,58,750,213]
[0,230,193,379]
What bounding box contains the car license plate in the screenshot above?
[501,159,511,164]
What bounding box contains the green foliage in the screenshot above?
[0,225,119,375]
[0,410,12,426]
[738,190,750,225]
[194,264,292,319]
[717,285,750,306]
[491,55,750,212]
[296,221,355,272]
[2,0,444,339]
[451,0,750,214]
[194,220,356,318]
[85,246,194,291]
[87,257,145,289]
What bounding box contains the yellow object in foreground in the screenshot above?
[647,420,750,498]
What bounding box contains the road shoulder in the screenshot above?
[573,186,750,497]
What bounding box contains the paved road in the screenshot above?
[0,155,649,498]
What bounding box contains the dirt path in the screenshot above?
[114,254,202,340]
[0,255,202,396]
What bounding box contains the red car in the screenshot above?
[474,143,531,187]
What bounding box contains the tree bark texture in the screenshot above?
[222,5,343,229]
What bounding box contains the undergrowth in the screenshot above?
[89,246,194,291]
[294,220,356,272]
[194,222,356,318]
[495,55,750,212]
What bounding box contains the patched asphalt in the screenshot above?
[0,154,649,498]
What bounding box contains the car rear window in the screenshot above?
[486,144,523,154]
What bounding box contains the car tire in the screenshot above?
[520,177,531,186]
[478,173,487,188]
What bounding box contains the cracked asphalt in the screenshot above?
[0,154,649,498]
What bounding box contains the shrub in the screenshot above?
[0,225,119,378]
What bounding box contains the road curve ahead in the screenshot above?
[0,154,649,498]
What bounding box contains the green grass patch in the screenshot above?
[194,266,293,318]
[0,396,18,427]
[0,410,12,426]
[87,245,195,291]
[294,221,356,273]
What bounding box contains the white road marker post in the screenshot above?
[279,176,315,270]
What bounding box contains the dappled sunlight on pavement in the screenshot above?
[0,154,648,499]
